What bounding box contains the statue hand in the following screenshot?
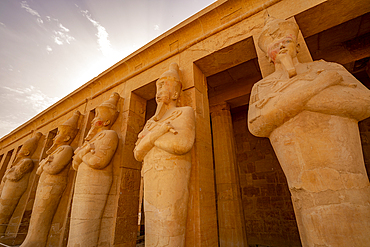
[6,167,15,174]
[39,158,47,167]
[47,155,54,162]
[89,143,95,154]
[36,166,43,175]
[148,122,175,145]
[5,167,17,181]
[72,159,80,171]
[318,70,343,87]
[158,122,174,136]
[74,146,81,155]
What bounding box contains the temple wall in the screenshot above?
[233,109,301,247]
[0,0,369,246]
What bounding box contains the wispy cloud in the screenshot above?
[59,24,69,32]
[20,1,40,17]
[53,37,63,45]
[154,25,160,31]
[80,10,112,56]
[52,30,75,45]
[46,45,52,52]
[2,85,59,113]
[20,3,75,46]
[0,22,5,27]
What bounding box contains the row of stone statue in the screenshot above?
[0,92,120,246]
[1,16,370,247]
[0,62,195,247]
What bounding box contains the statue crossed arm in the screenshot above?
[37,146,74,175]
[134,107,195,162]
[4,158,33,182]
[72,130,118,170]
[249,63,370,137]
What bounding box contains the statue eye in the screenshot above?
[158,81,164,88]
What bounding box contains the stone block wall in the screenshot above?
[232,109,301,247]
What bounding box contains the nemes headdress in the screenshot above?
[258,16,299,53]
[159,63,182,86]
[21,132,43,156]
[98,92,120,110]
[96,92,120,124]
[59,111,81,141]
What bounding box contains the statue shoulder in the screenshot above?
[311,59,347,72]
[99,130,118,139]
[23,157,33,162]
[253,73,276,87]
[93,130,119,149]
[54,145,74,156]
[57,145,73,151]
[177,106,195,120]
[179,106,194,114]
[20,157,33,165]
[250,74,278,104]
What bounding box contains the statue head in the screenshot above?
[18,132,43,158]
[258,16,300,64]
[156,63,182,106]
[85,92,120,141]
[46,111,81,154]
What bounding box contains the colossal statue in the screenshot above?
[134,63,195,246]
[20,111,80,247]
[248,17,370,246]
[68,93,119,247]
[0,132,43,236]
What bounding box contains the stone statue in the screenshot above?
[20,111,80,247]
[0,132,43,236]
[134,63,195,246]
[68,93,119,247]
[248,17,370,246]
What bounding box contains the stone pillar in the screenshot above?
[210,103,247,247]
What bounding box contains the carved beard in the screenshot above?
[153,92,171,121]
[152,101,167,121]
[46,143,58,155]
[277,53,297,78]
[85,126,99,141]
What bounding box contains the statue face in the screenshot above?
[156,77,178,105]
[18,146,31,157]
[85,108,114,141]
[46,127,71,154]
[267,36,297,63]
[54,128,70,145]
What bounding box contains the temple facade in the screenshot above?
[0,0,369,246]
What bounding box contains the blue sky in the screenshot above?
[0,0,215,138]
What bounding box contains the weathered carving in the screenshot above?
[248,17,370,246]
[134,63,195,246]
[68,93,119,247]
[20,111,80,247]
[0,132,43,235]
